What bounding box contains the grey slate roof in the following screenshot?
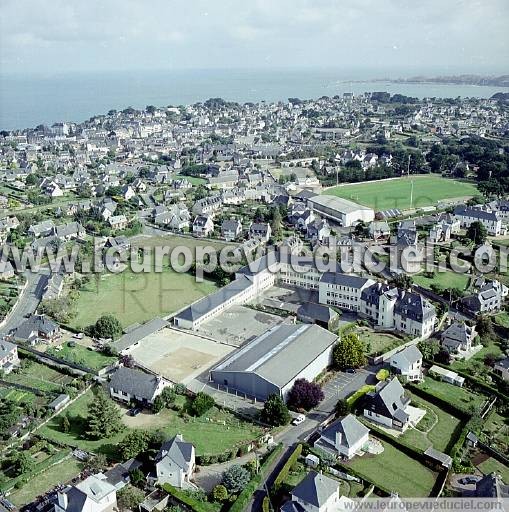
[318,414,369,449]
[319,272,373,289]
[109,366,162,401]
[11,314,59,340]
[365,377,410,424]
[291,471,338,508]
[156,435,194,473]
[112,317,168,352]
[0,340,16,359]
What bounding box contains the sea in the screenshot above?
[1,68,507,131]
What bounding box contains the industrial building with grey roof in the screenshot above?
[210,323,337,401]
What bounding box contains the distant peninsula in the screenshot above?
[369,74,509,88]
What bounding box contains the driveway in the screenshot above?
[0,269,49,334]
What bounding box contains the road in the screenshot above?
[0,269,49,333]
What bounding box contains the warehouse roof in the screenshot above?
[112,317,168,352]
[212,323,337,388]
[309,195,373,214]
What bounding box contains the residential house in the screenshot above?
[306,219,330,242]
[53,221,86,241]
[249,222,272,242]
[108,214,128,231]
[369,220,390,241]
[389,345,423,381]
[11,314,60,344]
[0,339,19,374]
[221,219,242,241]
[363,377,411,431]
[193,215,214,237]
[494,357,509,381]
[441,322,477,356]
[152,434,196,489]
[281,471,348,512]
[314,414,370,460]
[192,196,222,216]
[109,366,171,406]
[0,261,15,280]
[460,279,508,314]
[54,473,117,512]
[28,220,55,238]
[474,473,509,498]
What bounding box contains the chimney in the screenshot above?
[57,491,68,510]
[335,431,343,450]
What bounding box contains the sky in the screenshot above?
[1,0,508,75]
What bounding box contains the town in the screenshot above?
[0,90,508,512]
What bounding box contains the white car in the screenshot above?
[73,332,84,339]
[292,414,305,426]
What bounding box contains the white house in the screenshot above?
[153,435,195,489]
[314,414,370,460]
[453,206,505,236]
[54,473,117,512]
[389,345,423,381]
[0,340,19,374]
[193,215,214,237]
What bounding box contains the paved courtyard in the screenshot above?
[196,305,284,346]
[129,327,234,384]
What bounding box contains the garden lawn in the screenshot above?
[5,361,73,393]
[8,456,83,507]
[48,343,116,371]
[68,267,218,329]
[356,327,406,356]
[415,378,486,413]
[480,411,509,454]
[450,340,503,374]
[323,175,478,211]
[477,458,509,483]
[0,386,37,404]
[39,389,262,459]
[347,439,437,497]
[494,311,509,328]
[401,392,463,452]
[413,270,469,292]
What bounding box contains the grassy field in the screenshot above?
[356,327,406,356]
[494,311,509,328]
[413,270,469,292]
[477,458,509,482]
[323,175,478,211]
[39,389,263,459]
[347,439,437,497]
[0,386,38,404]
[5,361,74,393]
[68,267,218,329]
[402,392,463,452]
[48,343,117,371]
[8,456,83,507]
[415,377,486,413]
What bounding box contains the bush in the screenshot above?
[273,444,303,491]
[287,379,324,411]
[376,369,390,381]
[189,392,215,416]
[222,465,250,493]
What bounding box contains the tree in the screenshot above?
[287,379,324,411]
[61,413,71,433]
[260,394,290,426]
[120,354,135,368]
[271,207,283,239]
[221,465,250,493]
[354,221,369,239]
[212,484,229,502]
[332,333,366,370]
[335,399,350,417]
[189,392,215,416]
[129,468,145,487]
[11,452,34,477]
[84,453,108,473]
[86,389,124,440]
[476,315,495,343]
[119,430,149,460]
[117,485,145,511]
[89,314,123,340]
[435,349,451,365]
[466,221,487,245]
[417,339,440,360]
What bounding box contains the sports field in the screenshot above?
[323,175,478,210]
[69,267,218,329]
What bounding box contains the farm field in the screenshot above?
[346,438,437,497]
[414,377,486,413]
[413,270,470,292]
[402,392,463,452]
[5,360,74,393]
[40,389,263,459]
[323,175,478,211]
[8,455,83,507]
[68,266,218,329]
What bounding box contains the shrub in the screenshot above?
[287,379,324,411]
[189,392,215,416]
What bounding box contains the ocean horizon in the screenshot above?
[1,67,508,131]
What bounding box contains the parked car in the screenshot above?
[128,407,141,417]
[73,332,84,339]
[345,368,357,374]
[292,414,305,426]
[459,476,479,485]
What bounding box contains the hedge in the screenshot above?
[346,385,375,408]
[228,444,284,512]
[273,444,303,492]
[162,484,219,512]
